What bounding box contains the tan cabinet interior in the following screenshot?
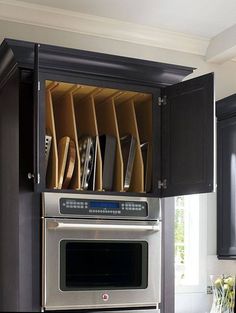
[45,80,152,193]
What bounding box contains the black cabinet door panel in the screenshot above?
[162,73,214,197]
[217,117,236,256]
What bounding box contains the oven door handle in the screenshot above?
[47,221,160,232]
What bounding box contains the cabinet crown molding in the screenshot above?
[216,93,236,119]
[0,38,194,89]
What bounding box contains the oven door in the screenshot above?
[42,218,161,311]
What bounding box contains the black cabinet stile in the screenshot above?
[217,94,236,259]
[33,43,40,189]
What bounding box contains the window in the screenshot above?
[175,194,207,293]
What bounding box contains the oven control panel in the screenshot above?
[60,198,148,217]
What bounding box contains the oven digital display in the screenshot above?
[60,198,148,217]
[90,201,120,209]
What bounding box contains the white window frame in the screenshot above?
[175,193,207,294]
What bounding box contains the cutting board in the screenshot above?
[62,139,76,189]
[58,136,70,189]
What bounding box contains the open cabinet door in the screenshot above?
[161,73,214,197]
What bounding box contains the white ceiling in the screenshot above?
[14,0,236,38]
[1,0,236,63]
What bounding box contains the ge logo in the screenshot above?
[102,293,109,301]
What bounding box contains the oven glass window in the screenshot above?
[60,241,148,290]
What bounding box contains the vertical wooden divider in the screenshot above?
[74,93,103,191]
[65,87,81,189]
[115,99,144,193]
[52,84,81,189]
[46,82,58,189]
[95,97,124,192]
[134,97,153,192]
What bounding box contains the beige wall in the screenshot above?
[1,19,236,102]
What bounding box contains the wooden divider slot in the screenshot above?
[74,94,103,191]
[45,82,58,189]
[50,83,81,190]
[115,99,144,193]
[95,98,123,192]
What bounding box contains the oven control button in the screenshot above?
[102,293,109,302]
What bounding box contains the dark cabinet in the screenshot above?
[0,39,214,199]
[0,38,214,311]
[217,94,236,258]
[30,41,213,198]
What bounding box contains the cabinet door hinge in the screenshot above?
[157,95,167,106]
[158,179,167,189]
[28,173,40,184]
[38,81,41,91]
[37,173,41,184]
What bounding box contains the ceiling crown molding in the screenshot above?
[0,0,209,55]
[206,24,236,63]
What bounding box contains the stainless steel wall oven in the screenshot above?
[42,193,161,311]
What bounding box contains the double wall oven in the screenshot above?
[42,193,161,312]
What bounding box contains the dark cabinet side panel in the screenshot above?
[0,70,20,311]
[19,70,41,311]
[217,117,236,257]
[162,73,214,197]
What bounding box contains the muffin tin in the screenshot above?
[79,136,95,190]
